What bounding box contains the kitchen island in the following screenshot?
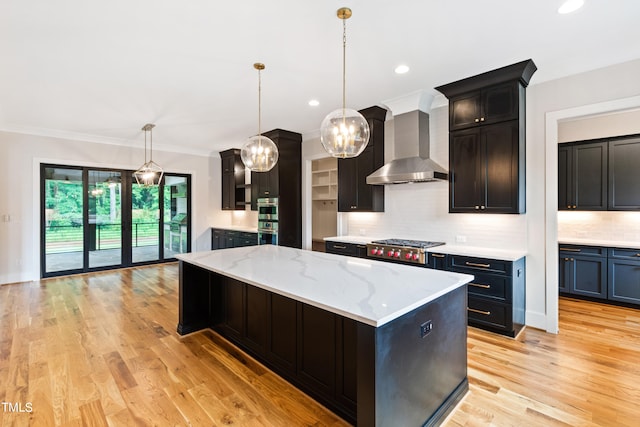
[177,245,473,426]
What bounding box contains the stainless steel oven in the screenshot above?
[257,197,278,245]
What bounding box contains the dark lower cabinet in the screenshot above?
[607,248,640,305]
[558,245,607,300]
[222,276,245,340]
[325,240,368,258]
[211,228,258,250]
[245,285,268,354]
[559,244,640,307]
[448,254,525,337]
[297,304,336,399]
[428,252,448,270]
[266,294,297,374]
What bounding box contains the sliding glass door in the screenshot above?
[41,164,191,277]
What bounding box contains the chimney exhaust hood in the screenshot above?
[366,109,448,185]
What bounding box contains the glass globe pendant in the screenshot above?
[241,63,278,172]
[320,7,370,158]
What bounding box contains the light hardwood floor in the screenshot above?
[1,264,638,426]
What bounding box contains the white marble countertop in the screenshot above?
[211,225,258,233]
[323,236,526,261]
[177,245,472,327]
[558,238,640,249]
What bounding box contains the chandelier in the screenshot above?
[134,123,164,186]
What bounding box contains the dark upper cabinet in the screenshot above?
[449,82,521,131]
[251,129,302,248]
[337,106,386,212]
[608,136,640,210]
[436,59,536,215]
[220,149,245,211]
[449,121,523,213]
[558,141,607,211]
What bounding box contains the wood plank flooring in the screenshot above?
[1,264,639,426]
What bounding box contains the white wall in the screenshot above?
[301,58,640,333]
[0,131,225,285]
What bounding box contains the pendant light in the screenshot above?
[319,7,370,158]
[134,123,164,186]
[241,63,279,172]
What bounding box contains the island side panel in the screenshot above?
[177,261,212,335]
[357,285,468,427]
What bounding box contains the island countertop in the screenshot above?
[177,245,473,327]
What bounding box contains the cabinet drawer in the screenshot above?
[449,255,510,275]
[325,241,358,257]
[467,297,509,331]
[558,245,606,257]
[608,247,640,259]
[467,273,510,301]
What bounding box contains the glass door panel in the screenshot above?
[163,175,189,259]
[88,170,122,268]
[131,179,160,263]
[43,167,84,274]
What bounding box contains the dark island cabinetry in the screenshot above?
[250,129,302,248]
[337,106,386,212]
[559,244,640,306]
[220,149,246,211]
[436,59,536,214]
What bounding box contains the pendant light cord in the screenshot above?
[342,16,347,116]
[144,128,148,163]
[258,67,262,143]
[149,127,153,162]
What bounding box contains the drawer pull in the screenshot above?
[635,254,640,257]
[431,253,445,258]
[469,282,491,289]
[356,245,366,249]
[559,248,581,252]
[333,245,347,249]
[468,307,491,316]
[465,261,490,268]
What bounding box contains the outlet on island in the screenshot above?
[420,320,433,338]
[455,235,467,243]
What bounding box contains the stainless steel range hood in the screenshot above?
[366,109,448,185]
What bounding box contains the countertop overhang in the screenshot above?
[177,245,473,327]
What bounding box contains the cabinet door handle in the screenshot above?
[475,205,480,210]
[636,254,640,257]
[559,248,581,252]
[572,205,577,209]
[431,253,445,258]
[469,282,491,289]
[480,117,485,122]
[480,205,486,210]
[468,307,491,316]
[474,118,480,123]
[333,245,347,249]
[465,261,491,269]
[356,245,366,249]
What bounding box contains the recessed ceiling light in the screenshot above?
[558,0,584,14]
[394,65,410,75]
[308,99,319,107]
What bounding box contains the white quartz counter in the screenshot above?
[177,245,472,327]
[324,236,526,261]
[558,238,640,249]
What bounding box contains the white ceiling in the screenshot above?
[2,0,640,156]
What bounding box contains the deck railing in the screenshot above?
[45,222,160,253]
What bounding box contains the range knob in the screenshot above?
[412,253,420,261]
[405,252,413,260]
[377,248,384,255]
[394,251,401,258]
[387,250,395,257]
[370,247,378,255]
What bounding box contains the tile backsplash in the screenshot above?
[558,211,640,242]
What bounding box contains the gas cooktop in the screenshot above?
[370,239,445,250]
[366,239,445,265]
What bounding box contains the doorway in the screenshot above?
[40,164,191,277]
[311,157,338,252]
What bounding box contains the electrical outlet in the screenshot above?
[455,235,467,243]
[420,320,433,338]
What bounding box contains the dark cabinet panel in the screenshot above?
[245,285,268,355]
[558,141,607,210]
[449,82,520,131]
[325,241,367,258]
[297,303,336,399]
[427,252,448,270]
[266,294,297,374]
[223,277,245,339]
[337,106,386,212]
[558,245,607,300]
[450,121,522,213]
[211,228,258,250]
[220,149,245,211]
[607,248,640,305]
[608,137,640,210]
[336,317,357,412]
[437,60,535,215]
